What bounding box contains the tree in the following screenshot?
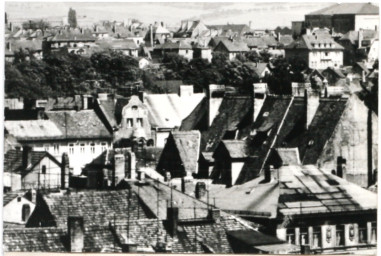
[22,19,50,30]
[68,8,77,28]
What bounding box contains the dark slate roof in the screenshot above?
[45,110,112,140]
[171,131,201,174]
[97,98,117,127]
[307,3,379,15]
[285,34,344,50]
[40,189,152,229]
[236,96,293,184]
[202,96,253,152]
[4,149,61,176]
[180,96,208,131]
[287,98,348,165]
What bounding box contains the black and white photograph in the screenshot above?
[2,1,379,254]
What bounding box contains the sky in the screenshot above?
[5,2,334,29]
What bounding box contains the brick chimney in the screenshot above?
[29,189,37,204]
[208,208,221,223]
[166,206,179,237]
[264,165,272,183]
[61,153,70,189]
[113,153,126,187]
[208,84,225,126]
[358,29,363,49]
[195,181,206,199]
[304,86,320,130]
[22,146,32,169]
[68,216,84,252]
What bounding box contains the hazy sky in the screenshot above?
[5,2,334,28]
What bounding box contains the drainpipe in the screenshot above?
[367,107,373,187]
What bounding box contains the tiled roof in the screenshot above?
[4,149,60,176]
[39,189,153,229]
[5,120,63,140]
[219,140,248,159]
[244,62,269,77]
[236,96,293,184]
[49,31,96,42]
[97,98,117,128]
[285,34,344,50]
[45,96,82,111]
[307,3,379,15]
[202,95,253,152]
[171,131,201,174]
[4,133,21,153]
[45,110,112,140]
[3,190,28,206]
[217,39,250,52]
[275,148,301,165]
[278,35,294,46]
[339,30,378,45]
[155,40,192,50]
[208,164,377,218]
[102,39,139,50]
[5,39,43,54]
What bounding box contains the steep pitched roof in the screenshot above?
[4,149,61,176]
[156,40,192,50]
[275,148,301,165]
[3,190,30,206]
[180,96,208,131]
[49,31,96,42]
[339,30,378,45]
[171,131,201,174]
[45,110,112,140]
[307,3,379,15]
[220,140,248,159]
[99,39,138,50]
[202,95,253,152]
[216,39,250,52]
[5,120,63,140]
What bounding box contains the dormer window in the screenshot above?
[132,106,138,111]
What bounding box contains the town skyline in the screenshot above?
[5,2,335,28]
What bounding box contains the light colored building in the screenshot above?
[285,34,344,69]
[3,191,36,225]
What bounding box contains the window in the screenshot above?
[371,222,377,243]
[41,165,46,175]
[312,226,321,248]
[336,225,345,246]
[80,144,85,153]
[101,142,107,152]
[69,144,74,154]
[136,118,143,128]
[300,227,309,245]
[286,229,295,244]
[17,197,21,202]
[359,222,367,244]
[22,204,31,222]
[325,52,329,56]
[44,144,49,152]
[53,144,59,155]
[90,143,95,154]
[127,118,133,128]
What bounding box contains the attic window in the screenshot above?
[311,43,315,47]
[17,197,21,202]
[326,179,339,186]
[132,106,138,110]
[308,140,314,146]
[20,125,24,129]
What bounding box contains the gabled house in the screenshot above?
[157,131,201,178]
[175,20,209,38]
[206,164,377,254]
[3,190,36,226]
[44,30,97,55]
[144,23,172,47]
[3,148,63,191]
[214,39,250,61]
[285,34,344,69]
[208,24,251,38]
[153,40,193,61]
[101,39,139,57]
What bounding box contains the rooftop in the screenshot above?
[307,3,379,16]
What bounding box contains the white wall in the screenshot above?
[355,15,379,31]
[156,131,170,148]
[231,162,244,185]
[179,49,193,61]
[3,197,35,224]
[308,51,343,69]
[23,156,62,189]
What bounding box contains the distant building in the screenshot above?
[175,20,209,38]
[208,24,251,38]
[305,3,379,34]
[285,34,344,69]
[214,39,250,61]
[153,40,193,61]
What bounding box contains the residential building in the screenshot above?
[206,164,377,254]
[285,34,344,69]
[4,109,113,175]
[98,39,139,57]
[144,22,171,46]
[3,190,36,226]
[3,148,63,191]
[214,39,250,61]
[175,20,209,38]
[305,3,379,34]
[207,24,251,38]
[153,40,193,61]
[157,131,201,178]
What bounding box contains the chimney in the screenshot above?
[166,206,179,237]
[68,216,84,252]
[208,84,225,126]
[61,153,70,189]
[161,21,164,27]
[336,156,346,179]
[113,154,126,187]
[278,32,281,41]
[264,165,272,182]
[304,86,320,129]
[29,189,37,204]
[128,150,136,180]
[181,177,185,193]
[9,22,13,32]
[81,95,89,110]
[150,24,154,47]
[207,208,221,223]
[358,29,363,49]
[367,108,373,187]
[165,172,171,182]
[249,21,252,29]
[22,146,32,169]
[195,181,206,199]
[179,85,194,97]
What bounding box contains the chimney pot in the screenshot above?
[22,146,32,169]
[61,153,70,189]
[208,208,221,223]
[264,165,272,182]
[195,181,206,199]
[166,207,179,237]
[68,216,84,252]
